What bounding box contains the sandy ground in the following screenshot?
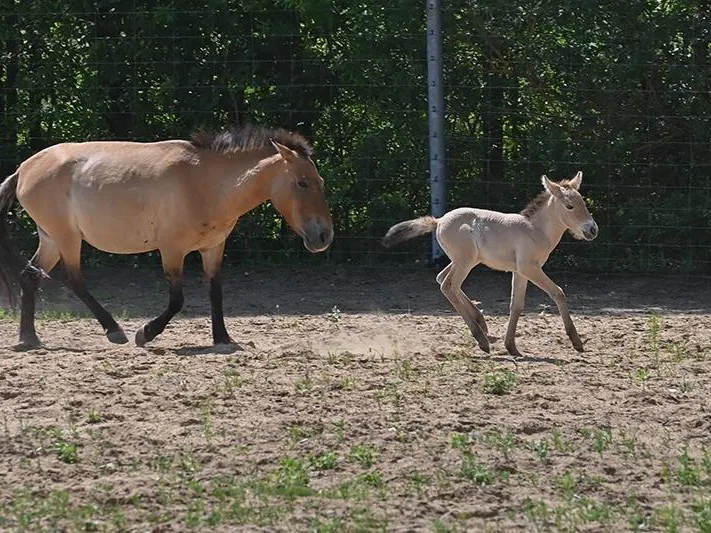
[1,265,710,532]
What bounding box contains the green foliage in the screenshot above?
[483,369,518,395]
[1,1,709,272]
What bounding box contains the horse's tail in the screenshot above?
[0,171,22,308]
[382,216,438,248]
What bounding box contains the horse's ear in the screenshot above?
[271,140,298,163]
[541,175,563,198]
[569,171,582,190]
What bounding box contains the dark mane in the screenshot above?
[519,180,573,218]
[190,124,314,159]
[520,191,551,218]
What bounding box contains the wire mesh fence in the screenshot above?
[1,1,710,274]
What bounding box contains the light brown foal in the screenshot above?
[0,125,333,350]
[383,172,598,357]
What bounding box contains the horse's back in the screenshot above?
[17,140,196,193]
[15,139,201,254]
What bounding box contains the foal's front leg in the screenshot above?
[519,265,584,352]
[504,272,528,356]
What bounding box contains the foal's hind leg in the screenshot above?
[438,262,490,353]
[14,230,60,350]
[60,236,128,344]
[437,262,490,338]
[200,241,233,345]
[135,250,185,347]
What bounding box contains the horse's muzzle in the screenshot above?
[302,220,334,253]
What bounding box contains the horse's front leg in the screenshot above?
[135,251,185,347]
[519,265,584,352]
[200,242,233,345]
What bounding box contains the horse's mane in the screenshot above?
[190,124,314,159]
[520,179,574,219]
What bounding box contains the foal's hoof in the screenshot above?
[478,340,491,354]
[573,342,585,353]
[107,328,129,345]
[505,343,523,358]
[135,326,149,347]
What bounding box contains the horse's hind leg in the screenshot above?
[14,230,60,350]
[200,241,233,345]
[135,250,185,347]
[59,235,128,344]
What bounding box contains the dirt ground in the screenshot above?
[1,265,711,532]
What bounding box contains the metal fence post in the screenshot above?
[426,0,446,263]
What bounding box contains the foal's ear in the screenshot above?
[541,175,564,198]
[271,140,299,163]
[569,171,583,190]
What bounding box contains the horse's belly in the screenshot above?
[186,220,238,251]
[73,203,161,254]
[81,225,158,255]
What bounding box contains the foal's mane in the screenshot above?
[190,124,314,159]
[520,179,574,219]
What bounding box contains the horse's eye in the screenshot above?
[297,179,308,190]
[565,204,574,210]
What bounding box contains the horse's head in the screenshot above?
[269,140,334,253]
[542,171,598,241]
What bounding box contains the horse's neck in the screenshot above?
[219,152,278,215]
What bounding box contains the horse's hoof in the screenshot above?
[135,327,148,347]
[479,341,491,354]
[107,329,129,345]
[12,339,42,352]
[573,343,585,353]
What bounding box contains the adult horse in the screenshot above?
[0,125,333,350]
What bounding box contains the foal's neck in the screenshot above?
[527,197,568,252]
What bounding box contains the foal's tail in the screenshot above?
[0,171,22,307]
[382,216,438,248]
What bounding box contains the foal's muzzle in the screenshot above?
[581,219,599,241]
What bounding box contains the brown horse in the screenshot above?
[382,172,598,357]
[0,125,333,350]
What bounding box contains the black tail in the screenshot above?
[0,172,22,308]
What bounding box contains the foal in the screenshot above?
[382,172,598,356]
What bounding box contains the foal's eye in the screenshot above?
[296,179,309,190]
[565,204,575,210]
